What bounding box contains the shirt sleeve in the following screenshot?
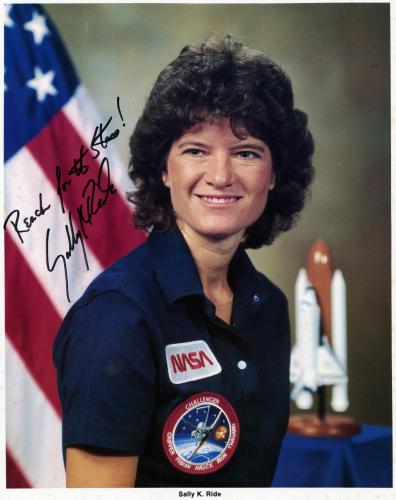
[53,290,156,456]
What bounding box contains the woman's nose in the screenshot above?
[205,153,235,188]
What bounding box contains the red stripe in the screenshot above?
[27,110,146,268]
[6,448,31,488]
[5,232,62,415]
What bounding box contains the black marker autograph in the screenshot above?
[48,109,121,301]
[91,96,124,158]
[3,192,51,244]
[90,116,120,159]
[76,157,117,239]
[45,211,89,304]
[4,97,125,303]
[56,144,90,214]
[47,156,117,302]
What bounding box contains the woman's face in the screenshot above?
[163,117,275,243]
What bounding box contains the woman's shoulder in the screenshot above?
[78,239,159,310]
[55,240,161,341]
[53,242,158,364]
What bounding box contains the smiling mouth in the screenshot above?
[196,195,242,204]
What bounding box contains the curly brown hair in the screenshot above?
[128,35,314,248]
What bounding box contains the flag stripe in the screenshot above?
[5,232,62,415]
[6,337,65,488]
[26,108,146,269]
[6,449,31,488]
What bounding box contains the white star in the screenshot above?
[26,67,57,102]
[24,10,49,45]
[5,5,14,28]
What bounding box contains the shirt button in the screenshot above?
[237,360,247,370]
[252,294,260,303]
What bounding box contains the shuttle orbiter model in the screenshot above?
[290,240,349,412]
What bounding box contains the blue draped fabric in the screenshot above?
[272,424,392,487]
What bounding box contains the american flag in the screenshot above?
[4,4,146,487]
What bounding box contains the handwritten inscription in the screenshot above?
[4,97,125,303]
[3,192,51,244]
[55,144,93,215]
[91,116,120,159]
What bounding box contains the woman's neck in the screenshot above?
[177,222,243,318]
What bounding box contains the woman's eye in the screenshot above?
[238,151,260,159]
[184,148,204,156]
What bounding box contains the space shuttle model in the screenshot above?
[290,240,349,412]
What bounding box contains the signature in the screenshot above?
[4,97,125,303]
[47,156,117,301]
[77,157,117,238]
[46,211,89,303]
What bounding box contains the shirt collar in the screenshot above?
[148,227,203,305]
[148,226,271,307]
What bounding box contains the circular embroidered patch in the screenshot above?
[162,392,240,474]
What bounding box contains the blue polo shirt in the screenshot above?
[53,227,290,487]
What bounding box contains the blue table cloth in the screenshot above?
[272,424,392,487]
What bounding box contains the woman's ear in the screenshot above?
[269,171,276,190]
[162,170,170,187]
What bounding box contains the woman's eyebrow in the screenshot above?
[177,141,208,149]
[231,143,266,153]
[177,141,266,152]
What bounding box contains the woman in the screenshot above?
[53,35,314,487]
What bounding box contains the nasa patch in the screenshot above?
[165,340,222,384]
[162,392,240,474]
